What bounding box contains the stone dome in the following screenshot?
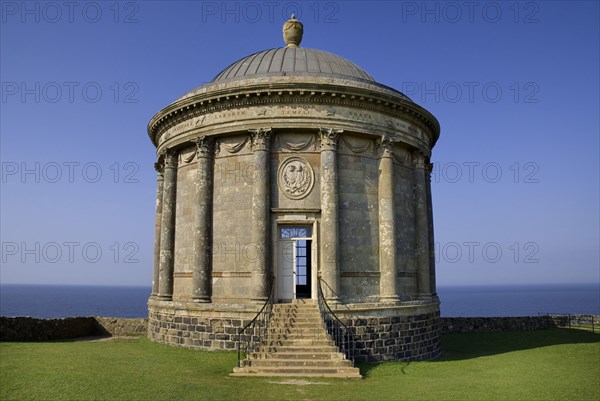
[211,47,375,84]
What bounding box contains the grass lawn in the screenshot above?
[1,329,598,401]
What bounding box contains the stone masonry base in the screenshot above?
[147,300,441,362]
[343,312,441,362]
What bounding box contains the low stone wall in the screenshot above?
[0,317,97,341]
[94,317,148,337]
[3,314,597,343]
[0,316,148,341]
[440,315,599,334]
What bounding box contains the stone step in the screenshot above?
[264,331,331,340]
[271,310,322,316]
[271,313,323,322]
[248,352,344,360]
[266,329,330,336]
[270,314,322,320]
[271,308,320,316]
[275,301,317,307]
[270,316,323,322]
[262,338,335,347]
[273,303,320,309]
[231,366,361,378]
[233,301,361,378]
[267,327,327,335]
[272,305,320,310]
[290,299,317,304]
[240,358,352,368]
[270,316,323,326]
[257,345,340,353]
[262,336,335,343]
[270,321,321,327]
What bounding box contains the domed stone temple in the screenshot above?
[147,17,441,363]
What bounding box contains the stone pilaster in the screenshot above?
[191,137,214,303]
[319,128,342,302]
[157,149,178,300]
[377,136,399,303]
[412,150,431,298]
[151,159,164,297]
[249,128,272,303]
[425,162,437,296]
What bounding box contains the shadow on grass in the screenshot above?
[357,361,413,378]
[439,328,600,361]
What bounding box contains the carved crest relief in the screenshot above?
[278,157,314,200]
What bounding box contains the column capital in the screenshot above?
[319,128,342,151]
[162,149,178,168]
[425,162,434,174]
[249,128,272,151]
[154,159,164,175]
[193,136,214,159]
[411,150,427,169]
[377,135,396,158]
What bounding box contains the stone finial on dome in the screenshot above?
[282,14,303,48]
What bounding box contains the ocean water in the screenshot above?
[0,285,151,318]
[438,284,600,317]
[0,284,598,318]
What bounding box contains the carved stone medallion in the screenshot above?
[278,157,314,200]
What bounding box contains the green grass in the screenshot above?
[1,329,599,401]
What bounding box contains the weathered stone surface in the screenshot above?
[146,19,442,360]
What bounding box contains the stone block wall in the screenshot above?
[147,305,253,350]
[338,146,380,303]
[395,161,417,297]
[342,311,441,363]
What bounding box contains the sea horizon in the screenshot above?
[1,283,599,319]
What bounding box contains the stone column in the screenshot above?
[377,136,399,303]
[425,162,437,296]
[157,149,178,300]
[151,159,164,297]
[319,128,342,302]
[191,136,214,303]
[413,150,431,298]
[249,128,271,303]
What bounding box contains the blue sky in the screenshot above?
[1,1,598,287]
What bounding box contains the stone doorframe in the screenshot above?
[271,209,320,302]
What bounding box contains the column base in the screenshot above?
[379,296,400,304]
[153,295,173,301]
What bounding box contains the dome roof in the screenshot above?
[211,47,375,84]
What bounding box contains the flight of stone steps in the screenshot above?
[231,299,362,378]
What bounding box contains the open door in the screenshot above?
[277,226,313,302]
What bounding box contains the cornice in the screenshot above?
[147,82,440,149]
